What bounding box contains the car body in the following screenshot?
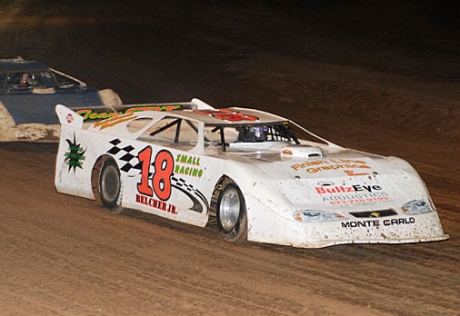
[0,57,121,141]
[54,99,449,248]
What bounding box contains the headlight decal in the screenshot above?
[401,199,433,215]
[293,210,346,223]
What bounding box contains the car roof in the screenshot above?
[91,106,289,135]
[145,107,289,126]
[0,58,49,73]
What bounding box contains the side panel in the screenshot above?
[55,125,228,228]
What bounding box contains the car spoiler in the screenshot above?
[56,104,85,128]
[75,98,214,121]
[57,98,216,127]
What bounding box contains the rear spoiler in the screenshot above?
[56,104,84,128]
[74,98,214,121]
[57,98,216,125]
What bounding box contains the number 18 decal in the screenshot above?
[137,147,174,201]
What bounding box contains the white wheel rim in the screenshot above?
[220,187,240,231]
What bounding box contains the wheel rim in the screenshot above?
[101,165,120,203]
[220,187,240,231]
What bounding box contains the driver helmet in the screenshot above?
[20,73,28,87]
[251,126,268,141]
[238,126,268,142]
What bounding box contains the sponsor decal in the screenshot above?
[77,105,181,121]
[135,193,177,214]
[194,109,259,121]
[316,182,389,205]
[322,192,389,206]
[341,217,415,228]
[64,136,86,172]
[174,166,203,177]
[291,159,371,176]
[94,112,138,130]
[174,154,203,178]
[315,184,382,194]
[176,154,200,166]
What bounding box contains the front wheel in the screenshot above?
[216,182,247,243]
[99,158,127,215]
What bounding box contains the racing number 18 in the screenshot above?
[137,147,174,201]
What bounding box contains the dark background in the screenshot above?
[1,0,459,104]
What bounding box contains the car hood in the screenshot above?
[225,148,431,217]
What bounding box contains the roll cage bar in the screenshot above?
[148,116,300,151]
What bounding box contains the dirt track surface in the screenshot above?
[0,1,459,315]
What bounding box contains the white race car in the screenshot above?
[54,99,449,248]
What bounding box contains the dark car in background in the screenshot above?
[0,57,121,141]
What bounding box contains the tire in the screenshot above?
[216,181,247,243]
[99,158,126,215]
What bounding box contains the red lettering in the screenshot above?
[194,109,258,121]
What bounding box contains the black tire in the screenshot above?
[99,158,126,215]
[216,181,247,243]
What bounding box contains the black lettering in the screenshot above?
[383,217,415,226]
[362,185,371,192]
[342,220,379,228]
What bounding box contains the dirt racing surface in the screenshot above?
[0,1,459,315]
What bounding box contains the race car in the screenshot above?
[0,57,121,142]
[54,99,449,248]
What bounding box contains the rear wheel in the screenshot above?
[216,181,247,243]
[99,158,126,215]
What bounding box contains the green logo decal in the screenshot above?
[64,136,86,172]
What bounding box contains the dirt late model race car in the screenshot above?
[54,99,449,248]
[0,57,121,142]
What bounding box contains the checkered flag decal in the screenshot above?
[107,138,144,177]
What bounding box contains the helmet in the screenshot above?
[251,126,267,141]
[237,126,268,142]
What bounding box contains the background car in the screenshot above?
[54,99,449,248]
[0,57,121,141]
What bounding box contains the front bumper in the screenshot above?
[247,201,449,248]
